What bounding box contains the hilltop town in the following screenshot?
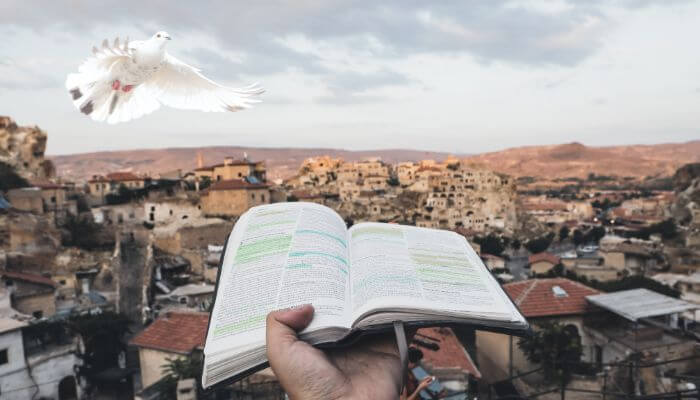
[1,116,699,399]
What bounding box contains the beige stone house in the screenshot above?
[6,188,44,213]
[88,171,149,201]
[200,179,270,217]
[1,270,57,319]
[194,156,266,182]
[528,252,561,275]
[130,311,209,387]
[476,278,600,383]
[481,254,505,270]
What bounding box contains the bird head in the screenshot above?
[152,31,172,43]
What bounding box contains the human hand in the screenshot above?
[417,376,435,391]
[266,304,405,400]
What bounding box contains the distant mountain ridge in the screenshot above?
[50,140,700,182]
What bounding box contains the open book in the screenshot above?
[202,202,528,388]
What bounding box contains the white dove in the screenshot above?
[65,31,264,124]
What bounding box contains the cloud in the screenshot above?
[0,0,678,71]
[0,58,62,90]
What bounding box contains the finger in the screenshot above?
[266,304,314,366]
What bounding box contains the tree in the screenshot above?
[475,233,505,257]
[159,353,203,397]
[525,235,552,254]
[572,229,584,246]
[511,239,521,250]
[559,226,570,241]
[62,214,103,250]
[518,322,583,384]
[583,226,606,244]
[69,312,131,382]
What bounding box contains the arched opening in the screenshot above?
[58,376,78,400]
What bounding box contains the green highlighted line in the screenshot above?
[246,220,297,232]
[235,235,293,264]
[296,229,347,247]
[351,226,403,239]
[213,314,266,336]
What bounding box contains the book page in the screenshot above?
[348,222,513,323]
[204,202,351,355]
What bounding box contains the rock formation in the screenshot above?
[0,115,55,180]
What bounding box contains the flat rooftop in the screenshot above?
[586,288,698,321]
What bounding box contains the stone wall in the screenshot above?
[113,229,153,324]
[13,292,56,318]
[0,116,54,180]
[138,348,178,387]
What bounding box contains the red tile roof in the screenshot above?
[208,179,269,191]
[130,312,209,354]
[1,270,57,288]
[504,278,600,318]
[414,327,481,379]
[529,252,561,265]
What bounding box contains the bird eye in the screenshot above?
[157,34,161,38]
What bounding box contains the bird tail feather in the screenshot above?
[65,72,125,123]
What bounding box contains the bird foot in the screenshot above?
[112,80,121,90]
[122,85,133,93]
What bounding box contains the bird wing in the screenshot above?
[66,37,160,124]
[66,37,133,90]
[143,53,264,112]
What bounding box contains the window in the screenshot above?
[0,349,7,365]
[151,206,155,211]
[169,209,173,216]
[261,194,265,202]
[51,196,56,203]
[59,280,66,285]
[4,279,13,287]
[251,194,256,200]
[33,311,43,319]
[238,172,242,177]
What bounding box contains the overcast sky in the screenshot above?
[1,0,699,155]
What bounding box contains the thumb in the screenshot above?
[266,304,315,371]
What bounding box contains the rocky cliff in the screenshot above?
[0,116,55,180]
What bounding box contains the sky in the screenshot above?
[0,0,699,155]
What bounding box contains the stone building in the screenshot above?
[130,311,209,388]
[153,218,233,277]
[88,171,150,203]
[144,198,202,225]
[194,156,266,183]
[30,179,69,213]
[476,278,601,384]
[0,290,81,400]
[1,270,57,319]
[528,252,561,276]
[200,179,270,217]
[6,188,44,213]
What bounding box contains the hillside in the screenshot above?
[50,147,461,182]
[50,140,700,182]
[463,141,700,180]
